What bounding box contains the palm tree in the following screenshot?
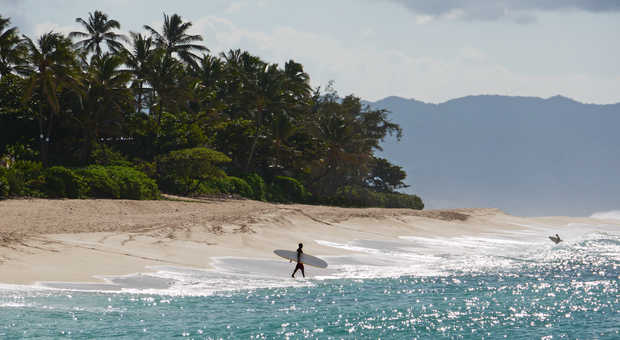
[185,53,227,115]
[21,32,81,166]
[144,13,208,66]
[248,63,286,173]
[124,32,154,113]
[220,49,292,172]
[220,49,265,119]
[0,15,27,77]
[194,54,224,90]
[76,53,132,162]
[270,111,297,170]
[306,92,403,196]
[283,60,311,104]
[69,10,127,56]
[144,48,185,129]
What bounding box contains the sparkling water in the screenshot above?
[1,222,618,339]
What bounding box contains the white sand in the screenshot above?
[0,198,614,285]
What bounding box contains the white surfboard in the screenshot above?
[273,249,328,268]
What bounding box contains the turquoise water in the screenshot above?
[1,223,619,339]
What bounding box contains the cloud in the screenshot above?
[185,15,620,104]
[1,0,29,32]
[385,0,620,22]
[225,1,247,13]
[0,0,21,7]
[33,22,79,37]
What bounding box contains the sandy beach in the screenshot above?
[0,198,615,285]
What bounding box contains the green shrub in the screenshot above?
[5,143,38,162]
[133,159,157,179]
[78,165,158,200]
[13,160,43,180]
[330,186,381,207]
[383,192,424,209]
[194,180,221,195]
[0,169,8,198]
[157,147,231,195]
[243,173,266,201]
[5,167,23,196]
[330,185,424,209]
[223,176,253,198]
[107,166,159,200]
[5,160,44,197]
[78,166,121,198]
[195,176,253,198]
[44,166,86,198]
[91,145,132,167]
[268,176,307,203]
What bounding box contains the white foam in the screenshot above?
[316,223,620,279]
[0,302,30,308]
[591,210,620,221]
[2,222,618,296]
[315,240,383,254]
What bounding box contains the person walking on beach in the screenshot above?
[291,243,305,278]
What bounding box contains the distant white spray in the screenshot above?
[590,210,620,221]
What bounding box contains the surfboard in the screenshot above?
[548,236,562,244]
[273,249,328,268]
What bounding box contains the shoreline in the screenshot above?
[1,198,617,285]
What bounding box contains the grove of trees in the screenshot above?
[0,11,423,209]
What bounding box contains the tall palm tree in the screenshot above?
[0,15,27,77]
[194,54,224,90]
[307,93,402,195]
[220,49,292,172]
[187,53,226,114]
[21,32,81,166]
[283,60,311,104]
[124,32,154,113]
[144,48,186,129]
[270,111,297,170]
[144,13,208,66]
[77,53,132,162]
[69,10,127,56]
[220,49,265,119]
[248,63,286,173]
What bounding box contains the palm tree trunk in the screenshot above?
[245,117,262,173]
[136,81,143,114]
[37,101,51,167]
[246,129,259,173]
[157,97,163,133]
[37,101,45,166]
[79,127,93,165]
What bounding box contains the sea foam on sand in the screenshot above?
[1,199,619,293]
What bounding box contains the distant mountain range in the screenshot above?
[367,95,620,216]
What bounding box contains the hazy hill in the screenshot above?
[368,95,620,216]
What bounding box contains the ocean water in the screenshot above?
[1,221,619,339]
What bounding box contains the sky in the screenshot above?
[2,0,619,104]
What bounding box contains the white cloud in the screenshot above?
[360,28,377,39]
[187,14,620,104]
[225,1,246,13]
[11,1,617,104]
[384,0,620,23]
[33,22,79,37]
[414,15,433,25]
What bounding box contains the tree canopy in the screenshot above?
[0,11,422,209]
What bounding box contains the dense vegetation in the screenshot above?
[0,12,423,209]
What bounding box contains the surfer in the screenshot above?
[549,234,562,244]
[291,243,305,278]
